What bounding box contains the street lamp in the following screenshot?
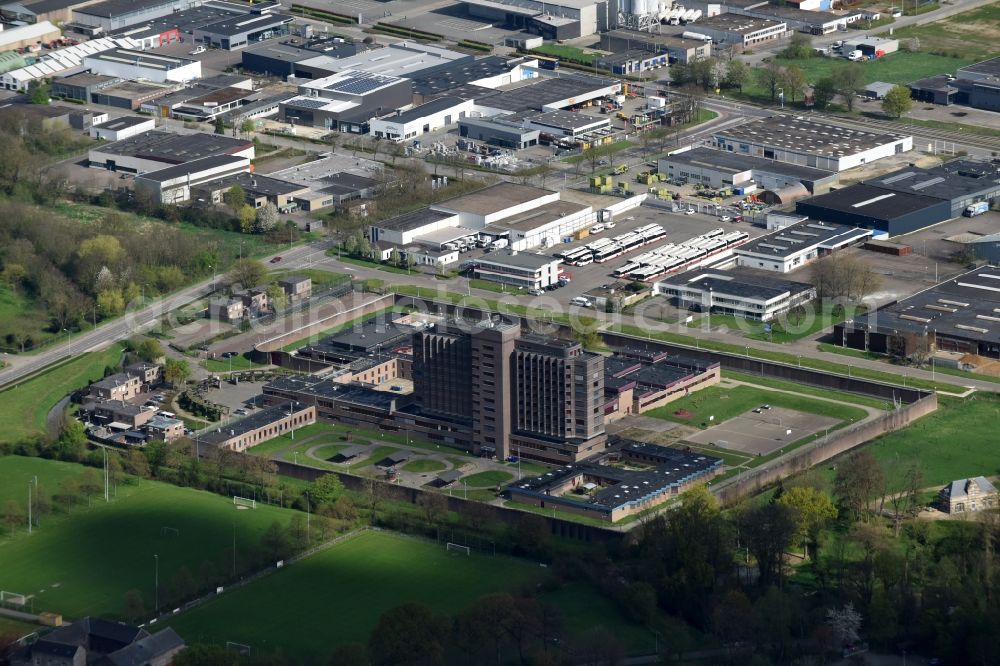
[777,87,784,109]
[154,554,159,613]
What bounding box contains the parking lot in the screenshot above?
[554,203,769,300]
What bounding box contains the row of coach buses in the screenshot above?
[613,228,750,281]
[557,224,666,267]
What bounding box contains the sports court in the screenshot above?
[684,407,841,456]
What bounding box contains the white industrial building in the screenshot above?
[83,48,202,83]
[133,154,251,204]
[471,251,563,290]
[0,20,60,52]
[89,115,157,141]
[433,181,561,227]
[655,268,817,321]
[370,97,475,142]
[0,37,138,91]
[711,117,912,172]
[733,219,872,273]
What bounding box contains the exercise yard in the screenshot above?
[684,407,842,456]
[165,530,545,660]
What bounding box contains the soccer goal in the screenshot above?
[0,591,28,607]
[226,641,252,656]
[446,542,471,556]
[160,527,180,537]
[233,496,256,510]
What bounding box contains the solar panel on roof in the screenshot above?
[288,98,328,109]
[911,176,945,190]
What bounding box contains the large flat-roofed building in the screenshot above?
[712,116,912,172]
[90,79,175,109]
[52,71,120,103]
[83,48,202,83]
[658,146,839,195]
[597,29,712,64]
[486,198,593,250]
[301,41,469,79]
[508,440,722,522]
[369,209,459,246]
[910,56,1000,112]
[834,266,1000,359]
[686,14,786,47]
[197,401,316,452]
[734,220,872,273]
[191,6,292,51]
[458,114,540,149]
[73,0,200,31]
[860,159,1000,219]
[370,96,475,142]
[87,129,254,173]
[521,109,610,137]
[474,73,621,114]
[134,154,251,204]
[655,267,816,321]
[280,70,413,133]
[469,250,563,289]
[433,181,560,227]
[0,20,61,51]
[795,183,953,237]
[458,0,617,39]
[603,351,721,420]
[240,38,372,79]
[193,171,310,212]
[409,55,537,104]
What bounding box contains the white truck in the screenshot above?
[489,238,509,250]
[847,49,864,61]
[965,201,989,217]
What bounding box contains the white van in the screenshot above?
[847,50,864,61]
[589,223,605,234]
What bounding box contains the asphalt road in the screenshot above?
[0,241,328,389]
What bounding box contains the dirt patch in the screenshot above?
[614,424,699,447]
[673,409,694,419]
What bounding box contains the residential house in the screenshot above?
[235,285,269,316]
[144,414,185,442]
[11,618,184,666]
[89,372,142,402]
[80,401,156,430]
[126,362,162,390]
[940,476,998,514]
[208,297,245,322]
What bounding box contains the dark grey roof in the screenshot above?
[844,266,1000,344]
[311,319,414,354]
[525,109,609,131]
[200,171,307,197]
[658,267,814,302]
[374,207,454,232]
[196,11,292,37]
[198,401,309,446]
[136,154,247,184]
[862,159,1000,203]
[477,74,618,113]
[409,56,519,97]
[715,116,908,158]
[94,130,252,164]
[75,0,175,19]
[105,628,185,666]
[264,375,401,410]
[797,183,946,218]
[316,172,378,196]
[390,96,468,124]
[475,250,559,270]
[660,146,835,181]
[958,56,1000,79]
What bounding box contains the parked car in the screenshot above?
[720,215,732,223]
[529,288,545,296]
[684,208,695,215]
[189,45,206,55]
[270,256,282,263]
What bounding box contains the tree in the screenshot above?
[782,64,807,103]
[782,31,813,59]
[123,589,146,623]
[260,520,289,560]
[265,283,286,311]
[329,643,369,666]
[97,288,125,317]
[223,185,245,212]
[757,62,785,102]
[29,81,50,105]
[369,602,448,666]
[239,118,255,137]
[3,499,23,536]
[417,492,448,526]
[137,338,164,362]
[213,117,225,135]
[310,474,344,505]
[31,483,52,526]
[163,358,191,387]
[388,247,401,267]
[724,59,751,93]
[738,501,800,587]
[124,448,151,478]
[833,62,866,111]
[882,84,913,119]
[79,469,102,507]
[777,486,837,558]
[227,258,266,290]
[826,602,862,647]
[55,477,80,509]
[238,204,256,234]
[809,253,882,304]
[713,590,754,646]
[56,416,88,461]
[812,76,837,109]
[255,202,279,232]
[884,462,924,536]
[833,451,885,522]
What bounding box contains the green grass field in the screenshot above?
[689,302,853,344]
[166,531,545,659]
[0,456,296,619]
[532,44,599,66]
[646,384,868,429]
[723,371,889,411]
[887,4,1000,60]
[0,284,60,353]
[0,344,125,444]
[462,471,514,487]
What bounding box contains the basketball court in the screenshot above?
[683,407,841,456]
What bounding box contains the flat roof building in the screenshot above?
[861,159,1000,218]
[88,114,156,141]
[134,154,251,204]
[597,29,712,64]
[655,267,817,321]
[370,96,475,142]
[658,145,839,195]
[83,47,202,83]
[192,6,292,51]
[87,129,254,174]
[686,14,786,47]
[796,184,950,237]
[197,401,315,452]
[835,266,1000,359]
[240,38,372,79]
[433,181,560,227]
[474,72,620,114]
[734,220,872,273]
[73,0,199,31]
[280,69,413,133]
[458,114,540,150]
[469,250,563,289]
[712,116,912,172]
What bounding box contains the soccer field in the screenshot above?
[166,531,545,660]
[0,456,295,619]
